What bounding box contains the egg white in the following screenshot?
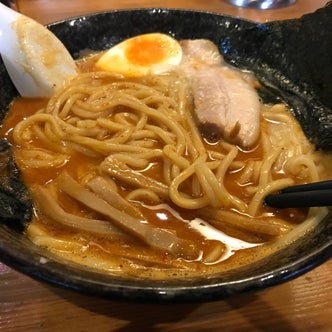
[95,33,183,77]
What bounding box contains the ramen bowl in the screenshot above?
[0,7,331,303]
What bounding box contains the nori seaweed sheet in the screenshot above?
[0,139,32,231]
[220,3,332,149]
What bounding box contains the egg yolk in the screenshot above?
[125,38,169,67]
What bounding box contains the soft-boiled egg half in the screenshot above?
[95,33,183,77]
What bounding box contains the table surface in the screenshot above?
[1,0,331,331]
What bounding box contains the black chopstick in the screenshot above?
[264,180,332,208]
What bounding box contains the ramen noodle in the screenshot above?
[1,38,331,279]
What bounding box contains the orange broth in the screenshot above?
[0,95,313,279]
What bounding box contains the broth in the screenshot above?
[1,46,331,279]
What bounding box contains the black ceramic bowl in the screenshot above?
[0,7,331,303]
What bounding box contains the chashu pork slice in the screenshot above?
[180,39,261,149]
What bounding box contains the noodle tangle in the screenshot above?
[13,71,325,216]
